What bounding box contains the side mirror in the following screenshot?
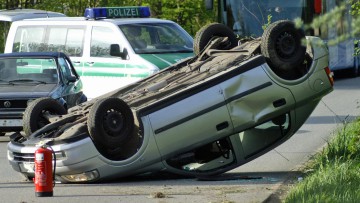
[205,0,213,10]
[67,75,77,83]
[110,44,128,60]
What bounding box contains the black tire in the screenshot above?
[23,97,67,137]
[261,20,306,72]
[194,23,238,55]
[87,97,134,149]
[0,132,5,136]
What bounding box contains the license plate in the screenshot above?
[0,119,23,127]
[20,162,35,173]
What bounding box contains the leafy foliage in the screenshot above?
[0,0,217,52]
[0,0,216,36]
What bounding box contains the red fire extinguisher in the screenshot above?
[34,145,54,197]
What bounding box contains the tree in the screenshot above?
[0,0,215,36]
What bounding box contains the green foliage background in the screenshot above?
[0,0,218,52]
[0,0,216,36]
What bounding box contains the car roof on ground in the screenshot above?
[0,52,67,58]
[0,9,66,22]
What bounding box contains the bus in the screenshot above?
[205,0,359,76]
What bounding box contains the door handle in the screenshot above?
[273,98,286,108]
[216,121,229,131]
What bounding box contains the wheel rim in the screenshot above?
[276,32,296,58]
[103,109,124,136]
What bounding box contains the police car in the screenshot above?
[4,7,194,99]
[7,21,333,183]
[0,8,66,53]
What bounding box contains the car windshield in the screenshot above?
[0,57,59,84]
[119,23,193,54]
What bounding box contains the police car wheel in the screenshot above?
[261,20,306,72]
[194,23,238,55]
[87,97,134,149]
[23,97,67,138]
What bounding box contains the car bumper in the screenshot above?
[7,131,165,182]
[0,110,24,131]
[7,137,103,181]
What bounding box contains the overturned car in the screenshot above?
[7,21,333,183]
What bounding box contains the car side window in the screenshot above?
[13,26,85,57]
[58,58,75,83]
[13,26,46,52]
[122,25,149,50]
[91,26,117,57]
[48,26,85,57]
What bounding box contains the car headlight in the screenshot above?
[60,170,99,182]
[54,151,66,160]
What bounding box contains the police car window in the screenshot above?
[48,27,85,57]
[91,26,115,57]
[13,26,85,56]
[119,23,193,54]
[121,25,148,52]
[13,26,46,52]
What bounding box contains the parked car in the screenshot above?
[7,20,333,183]
[0,52,87,136]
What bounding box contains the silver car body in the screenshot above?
[7,36,333,183]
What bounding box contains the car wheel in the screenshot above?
[23,97,67,138]
[194,23,238,55]
[87,97,134,149]
[0,132,5,136]
[261,20,306,72]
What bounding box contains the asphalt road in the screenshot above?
[0,76,358,203]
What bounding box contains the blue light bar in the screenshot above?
[84,7,151,19]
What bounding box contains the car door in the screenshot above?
[58,57,83,108]
[81,25,155,99]
[148,85,234,159]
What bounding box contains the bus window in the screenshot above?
[210,0,359,74]
[221,0,307,37]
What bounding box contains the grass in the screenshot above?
[285,118,360,203]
